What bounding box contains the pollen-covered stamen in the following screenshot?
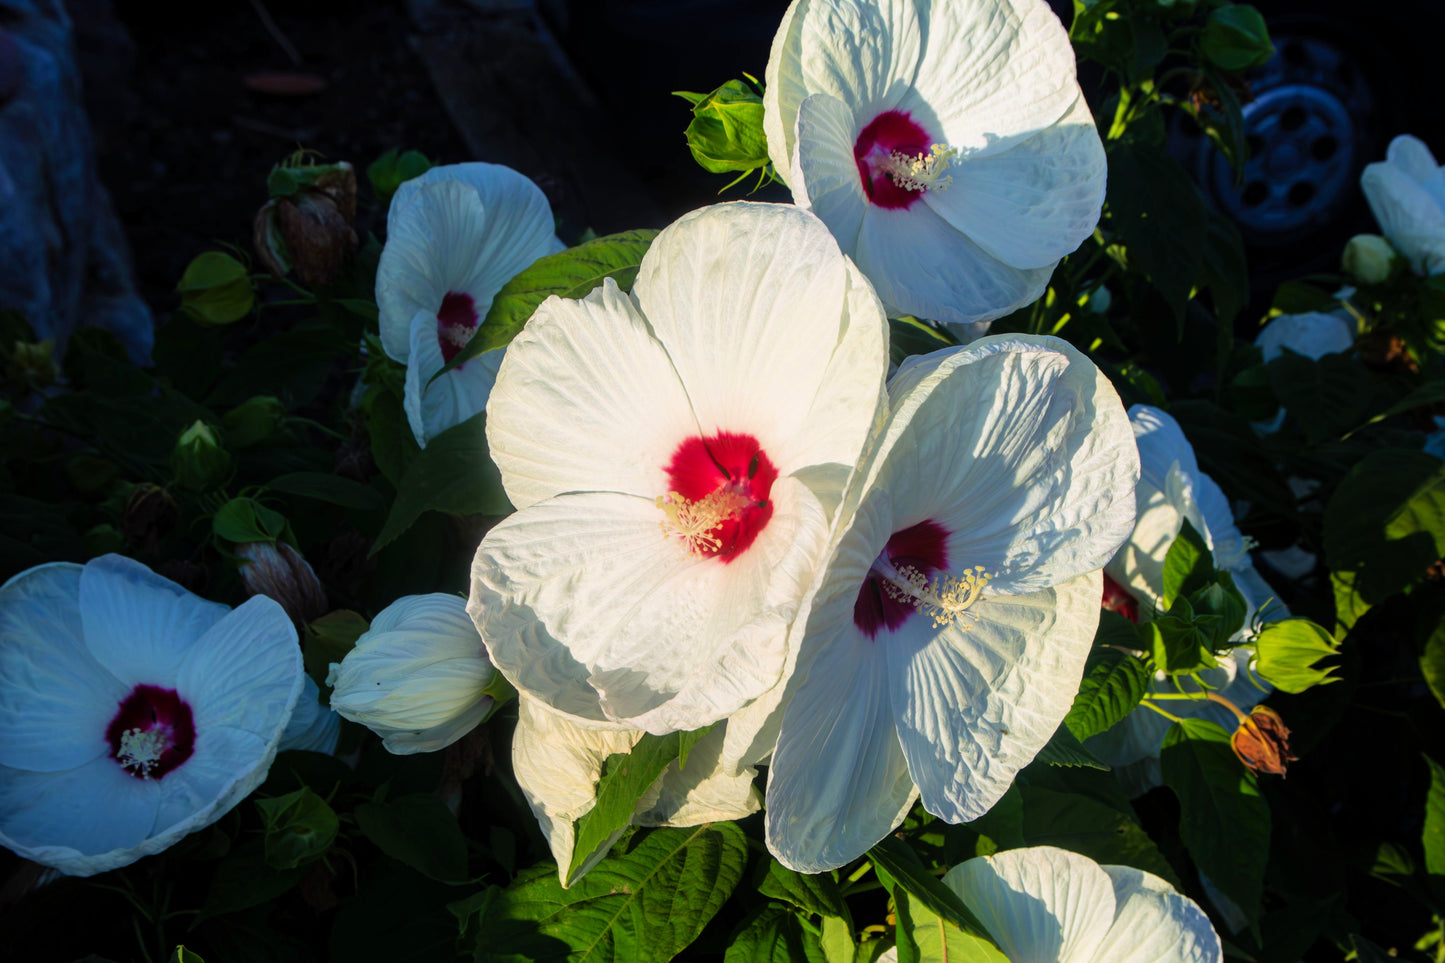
[106,684,196,780]
[116,727,171,778]
[657,489,752,556]
[877,561,991,628]
[877,144,959,193]
[436,290,480,365]
[662,432,777,562]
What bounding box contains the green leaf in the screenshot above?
[213,496,286,544]
[1065,645,1150,741]
[368,148,433,204]
[335,298,380,321]
[1324,449,1445,615]
[1253,618,1341,693]
[368,386,420,486]
[1161,719,1269,924]
[304,609,369,679]
[868,836,996,944]
[255,786,339,870]
[757,860,851,923]
[1161,519,1213,610]
[372,413,511,554]
[1035,722,1109,770]
[1104,140,1207,326]
[725,907,822,963]
[1422,612,1445,710]
[169,946,205,963]
[267,471,384,510]
[1424,754,1445,879]
[1199,210,1248,326]
[567,732,682,885]
[1017,784,1180,886]
[201,840,306,918]
[445,229,658,371]
[967,783,1025,853]
[677,725,712,771]
[1267,351,1401,445]
[355,793,470,883]
[472,824,748,963]
[1168,401,1298,523]
[889,316,959,366]
[1200,4,1273,73]
[177,251,254,325]
[676,78,771,175]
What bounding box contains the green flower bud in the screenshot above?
[171,420,233,492]
[675,78,771,175]
[177,251,254,325]
[366,149,432,206]
[1200,5,1273,73]
[223,395,288,448]
[1341,233,1397,285]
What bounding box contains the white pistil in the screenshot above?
[880,144,959,193]
[879,562,991,628]
[116,727,169,778]
[657,489,750,556]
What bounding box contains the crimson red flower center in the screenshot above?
[106,684,196,780]
[661,432,777,562]
[854,110,935,210]
[437,290,479,365]
[854,519,951,637]
[1101,573,1139,622]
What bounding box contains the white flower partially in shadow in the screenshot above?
[375,162,563,447]
[0,555,303,876]
[764,0,1105,328]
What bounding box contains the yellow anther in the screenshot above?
[657,490,750,557]
[881,564,991,628]
[116,727,167,778]
[880,144,959,193]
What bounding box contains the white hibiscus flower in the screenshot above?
[469,201,890,736]
[1360,134,1445,276]
[375,162,564,448]
[1252,311,1356,434]
[877,846,1221,963]
[764,336,1137,873]
[327,594,500,755]
[1090,405,1284,794]
[763,0,1106,328]
[0,555,303,876]
[512,697,760,886]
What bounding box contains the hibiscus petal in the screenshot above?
[795,92,868,245]
[888,573,1101,823]
[512,697,643,885]
[403,307,503,448]
[943,846,1116,963]
[853,200,1055,324]
[631,202,886,477]
[79,554,230,689]
[485,278,699,510]
[638,721,762,828]
[868,338,1137,593]
[153,724,270,839]
[922,93,1105,270]
[1386,134,1441,188]
[1092,864,1222,963]
[0,563,124,772]
[764,493,917,874]
[471,479,828,733]
[906,0,1079,157]
[1362,160,1445,276]
[399,162,560,268]
[0,755,164,876]
[327,596,495,755]
[764,0,924,188]
[177,594,301,738]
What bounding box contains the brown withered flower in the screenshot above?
[253,161,359,286]
[235,541,328,629]
[1230,704,1298,777]
[119,483,178,555]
